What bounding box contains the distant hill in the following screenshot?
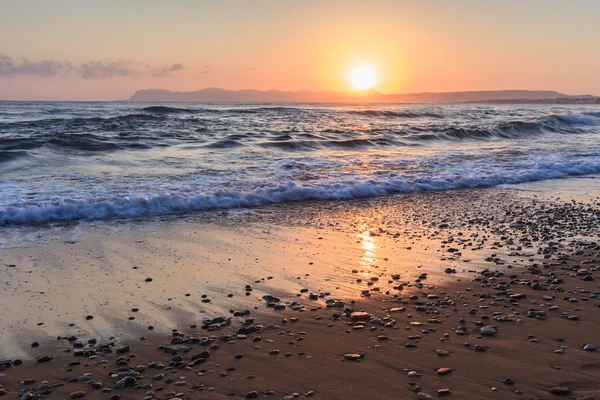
[127,88,594,104]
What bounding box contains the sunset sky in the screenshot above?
[1,0,600,100]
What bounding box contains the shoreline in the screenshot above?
[2,187,600,399]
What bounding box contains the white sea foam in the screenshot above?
[2,153,600,225]
[554,114,599,126]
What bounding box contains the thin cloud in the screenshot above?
[0,54,71,78]
[80,61,135,79]
[151,63,185,78]
[0,54,186,79]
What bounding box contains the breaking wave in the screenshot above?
[2,153,600,225]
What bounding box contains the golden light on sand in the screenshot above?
[359,231,376,267]
[350,66,376,90]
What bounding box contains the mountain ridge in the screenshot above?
[127,88,595,103]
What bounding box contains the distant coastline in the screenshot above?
[127,88,600,104]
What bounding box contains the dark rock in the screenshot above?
[114,377,136,389]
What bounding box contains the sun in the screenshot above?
[350,66,376,90]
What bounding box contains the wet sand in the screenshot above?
[1,188,600,399]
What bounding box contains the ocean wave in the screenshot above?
[551,114,599,126]
[141,106,195,114]
[350,109,444,118]
[0,113,165,130]
[257,137,399,150]
[0,150,31,163]
[3,155,600,226]
[409,114,598,141]
[201,139,243,149]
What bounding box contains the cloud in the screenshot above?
[0,54,187,79]
[150,63,186,78]
[80,61,135,79]
[0,54,72,78]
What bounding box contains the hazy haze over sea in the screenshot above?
[1,102,600,226]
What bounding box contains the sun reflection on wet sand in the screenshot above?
[359,230,376,269]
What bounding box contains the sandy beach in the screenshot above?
[4,0,600,398]
[0,187,599,399]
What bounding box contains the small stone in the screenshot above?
[479,326,497,336]
[191,350,210,360]
[436,349,450,356]
[114,377,136,389]
[549,387,571,395]
[69,392,86,399]
[584,344,597,352]
[343,353,364,361]
[350,312,371,321]
[436,367,452,375]
[245,391,259,399]
[418,393,435,400]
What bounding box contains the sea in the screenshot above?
[1,102,599,226]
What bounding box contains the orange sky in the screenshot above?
[1,0,600,100]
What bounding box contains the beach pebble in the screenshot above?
[436,367,452,375]
[550,387,571,395]
[69,391,86,399]
[116,345,130,353]
[343,353,364,361]
[584,344,597,352]
[114,377,136,389]
[479,326,497,336]
[418,393,435,400]
[262,295,280,303]
[350,312,371,321]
